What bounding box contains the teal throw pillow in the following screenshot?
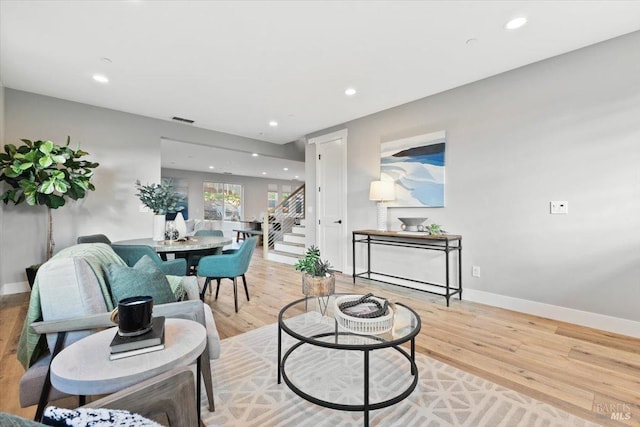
[106,255,177,306]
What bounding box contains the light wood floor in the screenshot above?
[1,249,639,426]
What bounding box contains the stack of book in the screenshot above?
[109,316,166,360]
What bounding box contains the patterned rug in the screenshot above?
[201,316,598,427]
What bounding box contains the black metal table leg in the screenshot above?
[458,238,463,300]
[364,349,370,427]
[277,323,282,384]
[411,338,416,375]
[445,240,450,307]
[367,236,371,279]
[352,232,356,283]
[196,356,202,422]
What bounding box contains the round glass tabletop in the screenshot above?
[278,293,421,350]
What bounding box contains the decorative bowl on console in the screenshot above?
[398,217,428,232]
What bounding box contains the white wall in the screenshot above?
[161,168,303,220]
[306,32,640,328]
[1,90,303,292]
[0,81,5,291]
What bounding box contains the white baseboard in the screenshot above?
[1,281,30,296]
[464,288,640,339]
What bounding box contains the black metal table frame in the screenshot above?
[352,231,463,307]
[277,298,421,426]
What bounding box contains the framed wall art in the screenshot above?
[380,130,446,207]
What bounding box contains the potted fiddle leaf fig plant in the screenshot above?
[0,137,99,284]
[294,246,335,297]
[135,179,184,241]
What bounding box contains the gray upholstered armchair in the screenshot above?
[17,243,219,420]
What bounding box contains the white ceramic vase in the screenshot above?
[153,214,166,241]
[174,212,187,238]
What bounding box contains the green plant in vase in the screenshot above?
[135,180,184,241]
[294,246,335,297]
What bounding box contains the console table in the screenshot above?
[352,230,462,306]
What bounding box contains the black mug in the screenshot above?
[110,295,154,337]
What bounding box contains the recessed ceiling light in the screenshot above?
[209,166,214,169]
[294,175,299,179]
[283,167,289,171]
[269,120,278,127]
[505,16,527,30]
[262,172,267,175]
[345,88,357,96]
[92,74,109,83]
[252,153,259,157]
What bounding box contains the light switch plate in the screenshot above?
[550,201,568,214]
[472,266,481,277]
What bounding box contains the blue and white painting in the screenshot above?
[381,130,445,207]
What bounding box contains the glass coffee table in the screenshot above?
[278,294,421,426]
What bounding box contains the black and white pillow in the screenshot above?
[42,406,161,427]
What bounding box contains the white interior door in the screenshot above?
[313,130,347,272]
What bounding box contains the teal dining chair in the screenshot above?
[197,237,258,312]
[187,230,225,275]
[111,244,187,276]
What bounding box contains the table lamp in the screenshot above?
[369,180,395,231]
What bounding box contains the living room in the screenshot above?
[1,2,639,426]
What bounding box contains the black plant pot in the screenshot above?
[25,265,40,289]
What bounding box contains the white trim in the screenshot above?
[310,129,348,272]
[307,129,348,145]
[1,281,30,295]
[464,288,640,339]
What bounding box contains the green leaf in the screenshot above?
[39,140,54,155]
[18,162,34,171]
[39,155,53,168]
[39,179,56,194]
[47,194,65,209]
[51,154,66,164]
[54,180,68,193]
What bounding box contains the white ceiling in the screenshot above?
[2,1,640,178]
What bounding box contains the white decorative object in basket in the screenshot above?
[334,295,394,335]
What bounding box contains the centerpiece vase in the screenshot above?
[153,214,166,241]
[174,212,187,238]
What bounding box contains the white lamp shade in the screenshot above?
[369,180,395,201]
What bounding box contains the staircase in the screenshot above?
[268,221,306,265]
[264,184,306,265]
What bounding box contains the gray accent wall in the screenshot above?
[1,89,302,290]
[162,168,303,220]
[306,32,640,322]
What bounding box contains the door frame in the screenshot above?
[308,129,348,272]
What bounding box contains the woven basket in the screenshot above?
[334,295,394,335]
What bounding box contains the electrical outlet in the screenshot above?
[472,266,481,277]
[550,201,568,214]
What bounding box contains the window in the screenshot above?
[203,182,242,221]
[267,191,278,212]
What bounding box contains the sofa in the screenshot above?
[184,219,238,239]
[17,243,219,417]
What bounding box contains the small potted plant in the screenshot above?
[135,179,184,241]
[294,246,335,297]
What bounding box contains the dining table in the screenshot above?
[113,235,232,260]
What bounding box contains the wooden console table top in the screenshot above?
[353,229,462,241]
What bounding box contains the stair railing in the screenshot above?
[263,184,305,257]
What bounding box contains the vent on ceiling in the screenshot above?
[223,172,233,175]
[171,116,194,124]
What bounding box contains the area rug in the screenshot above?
[201,315,598,427]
